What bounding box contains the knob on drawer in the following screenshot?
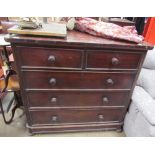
[102,97,109,103]
[106,78,114,85]
[112,57,119,65]
[98,114,104,121]
[49,78,56,86]
[50,97,57,104]
[51,115,58,122]
[48,55,56,63]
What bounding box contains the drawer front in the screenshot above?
[27,91,129,108]
[15,46,83,69]
[86,51,142,69]
[29,109,123,125]
[23,71,135,89]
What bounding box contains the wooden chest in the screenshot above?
[5,31,153,134]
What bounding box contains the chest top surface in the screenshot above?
[5,30,153,51]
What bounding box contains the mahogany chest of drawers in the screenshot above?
[5,31,152,134]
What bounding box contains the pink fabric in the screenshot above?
[75,17,143,43]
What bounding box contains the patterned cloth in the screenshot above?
[75,17,143,43]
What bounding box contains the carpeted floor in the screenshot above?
[0,108,125,137]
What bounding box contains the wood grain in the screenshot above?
[15,46,83,69]
[22,70,136,90]
[5,30,153,50]
[29,108,124,125]
[7,30,150,134]
[26,90,129,108]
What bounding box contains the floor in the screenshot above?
[0,108,125,137]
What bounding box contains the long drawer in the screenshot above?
[15,46,83,69]
[29,108,124,125]
[86,50,142,70]
[26,91,129,108]
[22,70,136,89]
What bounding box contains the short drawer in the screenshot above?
[23,70,135,89]
[15,46,83,69]
[27,91,130,108]
[86,50,142,70]
[29,109,124,125]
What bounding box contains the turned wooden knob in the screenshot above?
[112,57,119,65]
[48,55,55,63]
[102,97,109,103]
[98,114,104,121]
[51,115,58,122]
[49,78,56,86]
[106,78,114,85]
[50,97,57,103]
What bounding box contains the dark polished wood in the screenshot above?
[29,108,124,125]
[5,31,153,50]
[22,70,136,89]
[27,122,123,134]
[5,30,152,134]
[86,50,142,70]
[15,46,83,69]
[26,90,130,108]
